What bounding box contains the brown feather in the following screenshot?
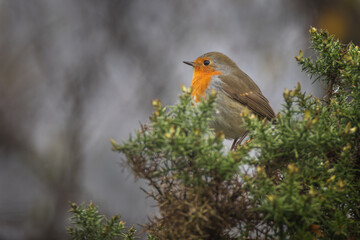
[219,74,275,120]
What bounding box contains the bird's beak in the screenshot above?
[183,61,195,67]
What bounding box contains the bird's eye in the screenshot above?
[203,60,210,66]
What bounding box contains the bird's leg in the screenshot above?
[233,133,249,151]
[230,138,238,151]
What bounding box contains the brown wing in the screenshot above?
[219,73,275,120]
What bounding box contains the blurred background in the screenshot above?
[0,0,359,239]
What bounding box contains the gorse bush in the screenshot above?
[69,27,360,239]
[113,88,253,239]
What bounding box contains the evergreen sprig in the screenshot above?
[67,202,136,240]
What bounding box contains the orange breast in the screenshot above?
[191,68,221,102]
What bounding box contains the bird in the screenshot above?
[183,52,275,150]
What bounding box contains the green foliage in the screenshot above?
[111,87,250,239]
[67,202,137,240]
[115,87,238,186]
[109,27,360,239]
[241,27,360,239]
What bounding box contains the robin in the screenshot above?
[183,52,275,150]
